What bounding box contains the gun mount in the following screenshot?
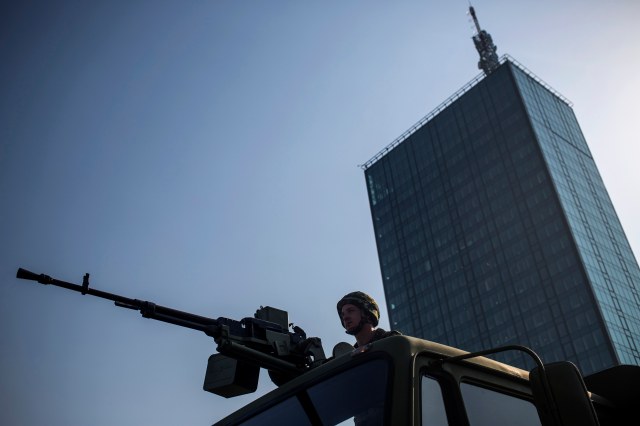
[15,267,326,398]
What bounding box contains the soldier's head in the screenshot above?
[337,291,380,335]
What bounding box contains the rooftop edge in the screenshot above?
[359,55,573,171]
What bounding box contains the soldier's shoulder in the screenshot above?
[383,329,402,338]
[373,328,402,341]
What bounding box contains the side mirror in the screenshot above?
[530,361,599,426]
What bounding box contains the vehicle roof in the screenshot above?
[385,335,531,381]
[214,335,531,425]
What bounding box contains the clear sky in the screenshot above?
[1,1,639,425]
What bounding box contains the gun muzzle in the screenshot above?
[16,268,53,284]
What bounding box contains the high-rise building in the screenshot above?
[361,54,640,375]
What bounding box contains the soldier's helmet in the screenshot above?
[337,291,380,327]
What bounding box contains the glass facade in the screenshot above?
[363,59,640,375]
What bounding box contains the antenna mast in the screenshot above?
[469,6,499,75]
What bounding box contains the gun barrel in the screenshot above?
[15,267,219,334]
[17,267,132,301]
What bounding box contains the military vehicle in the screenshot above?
[215,334,637,425]
[15,268,637,425]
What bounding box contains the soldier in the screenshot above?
[337,291,401,348]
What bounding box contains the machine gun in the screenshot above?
[15,267,326,398]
